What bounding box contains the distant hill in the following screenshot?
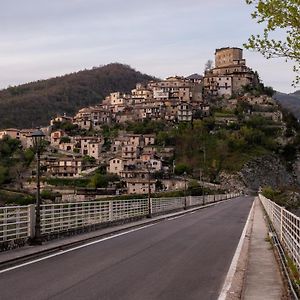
[0,63,157,129]
[275,90,300,119]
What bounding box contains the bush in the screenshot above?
[46,178,90,187]
[0,190,35,206]
[174,163,191,175]
[41,189,61,201]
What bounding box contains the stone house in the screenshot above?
[204,47,258,97]
[50,130,65,146]
[50,114,73,126]
[90,106,113,128]
[45,156,83,177]
[125,178,156,194]
[19,129,35,148]
[75,136,103,160]
[59,142,75,152]
[0,128,20,140]
[131,83,153,104]
[177,102,193,122]
[107,157,127,176]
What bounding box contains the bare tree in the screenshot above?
[204,59,214,72]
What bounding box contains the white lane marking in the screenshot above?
[167,215,186,221]
[0,223,156,274]
[217,199,255,300]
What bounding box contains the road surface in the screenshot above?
[0,196,253,300]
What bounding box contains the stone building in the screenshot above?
[204,47,258,97]
[45,157,83,177]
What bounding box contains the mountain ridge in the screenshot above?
[0,63,157,129]
[275,90,300,119]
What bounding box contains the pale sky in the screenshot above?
[0,0,297,93]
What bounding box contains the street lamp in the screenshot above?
[146,162,152,218]
[183,171,187,209]
[31,128,45,245]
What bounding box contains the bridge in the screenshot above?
[0,194,299,299]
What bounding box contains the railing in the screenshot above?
[0,205,32,243]
[259,194,300,272]
[0,193,239,248]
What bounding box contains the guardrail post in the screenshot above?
[28,204,36,238]
[147,197,152,218]
[108,201,113,222]
[3,208,7,242]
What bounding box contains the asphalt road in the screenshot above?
[0,196,253,300]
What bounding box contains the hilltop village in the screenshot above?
[0,47,285,200]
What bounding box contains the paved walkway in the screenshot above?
[243,198,285,299]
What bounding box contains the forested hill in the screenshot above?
[0,63,156,129]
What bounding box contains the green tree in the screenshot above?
[89,173,109,188]
[0,165,9,185]
[244,0,300,84]
[174,163,191,175]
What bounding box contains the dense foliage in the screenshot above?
[152,115,281,181]
[0,136,34,187]
[0,63,156,129]
[244,0,300,85]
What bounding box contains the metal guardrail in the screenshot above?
[0,206,32,243]
[259,194,300,272]
[0,193,239,246]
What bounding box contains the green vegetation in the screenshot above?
[125,119,167,134]
[242,83,275,97]
[0,189,34,206]
[154,114,281,180]
[40,189,61,202]
[45,171,119,189]
[244,0,300,85]
[0,136,34,187]
[88,173,119,188]
[261,186,300,211]
[0,63,156,129]
[45,177,90,187]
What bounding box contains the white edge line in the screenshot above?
[0,223,156,274]
[217,199,255,300]
[167,215,186,221]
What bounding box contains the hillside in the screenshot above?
[275,90,300,119]
[0,63,156,129]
